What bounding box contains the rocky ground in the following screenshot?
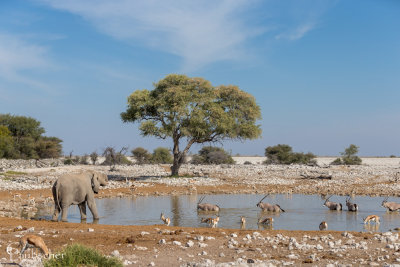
[0,157,400,266]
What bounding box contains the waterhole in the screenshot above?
[38,194,400,232]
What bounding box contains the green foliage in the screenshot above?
[35,137,63,159]
[0,114,63,159]
[151,147,173,164]
[264,144,316,165]
[121,74,262,175]
[0,125,16,158]
[332,144,362,165]
[191,146,235,165]
[131,147,152,164]
[90,151,99,165]
[44,243,123,267]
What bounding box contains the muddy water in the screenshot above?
[43,194,400,232]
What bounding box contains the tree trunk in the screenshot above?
[171,153,182,176]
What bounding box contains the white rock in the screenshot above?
[173,241,181,246]
[186,240,194,247]
[159,239,166,245]
[88,228,94,232]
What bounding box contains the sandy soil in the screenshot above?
[1,158,400,266]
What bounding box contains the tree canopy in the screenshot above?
[121,74,262,175]
[0,114,63,159]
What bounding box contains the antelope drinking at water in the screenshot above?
[319,221,328,230]
[323,195,342,211]
[256,195,285,212]
[20,235,50,258]
[160,212,171,226]
[381,197,400,212]
[201,216,220,228]
[197,196,220,212]
[363,215,380,224]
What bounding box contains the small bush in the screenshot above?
[190,146,235,165]
[390,155,397,158]
[63,158,73,165]
[102,147,131,170]
[332,144,362,165]
[79,154,89,165]
[264,144,316,165]
[151,147,173,164]
[132,147,152,164]
[44,243,123,267]
[244,161,252,165]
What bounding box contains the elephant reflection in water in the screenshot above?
[52,171,108,222]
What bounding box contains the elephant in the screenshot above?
[52,171,108,222]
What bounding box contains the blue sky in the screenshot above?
[0,0,399,156]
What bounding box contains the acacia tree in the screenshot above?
[121,74,262,175]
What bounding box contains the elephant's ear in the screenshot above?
[91,174,100,193]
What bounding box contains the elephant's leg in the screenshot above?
[60,203,70,222]
[78,203,87,221]
[52,202,60,221]
[87,196,99,221]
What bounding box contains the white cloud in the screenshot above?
[38,0,262,71]
[275,22,316,41]
[0,33,52,90]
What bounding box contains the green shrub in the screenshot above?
[131,147,152,164]
[102,147,131,170]
[244,161,252,165]
[332,144,362,165]
[63,158,74,165]
[0,114,63,159]
[44,243,122,267]
[264,144,316,165]
[190,146,235,165]
[151,147,173,164]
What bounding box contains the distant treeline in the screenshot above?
[0,114,62,159]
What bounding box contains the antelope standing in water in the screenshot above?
[240,216,246,229]
[201,216,220,228]
[381,197,400,212]
[345,196,358,212]
[160,213,171,226]
[197,196,220,212]
[258,217,274,225]
[323,195,342,211]
[319,221,328,230]
[256,195,285,212]
[20,235,50,258]
[363,215,380,224]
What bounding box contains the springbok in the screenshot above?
[323,195,342,211]
[201,216,219,228]
[240,216,246,229]
[345,196,358,212]
[363,215,380,224]
[319,221,328,230]
[197,196,220,212]
[258,217,274,225]
[160,213,171,226]
[256,195,285,212]
[381,197,400,212]
[20,235,49,258]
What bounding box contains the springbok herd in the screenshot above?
[157,195,400,230]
